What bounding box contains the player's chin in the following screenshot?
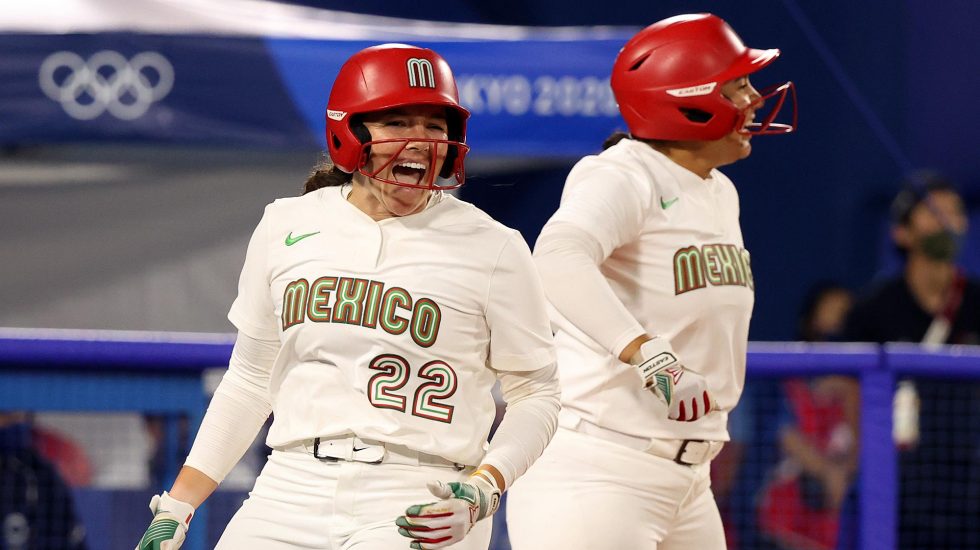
[386,187,430,216]
[739,141,753,159]
[730,132,753,159]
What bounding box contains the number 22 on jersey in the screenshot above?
[367,354,457,423]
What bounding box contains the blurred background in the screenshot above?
[1,1,978,549]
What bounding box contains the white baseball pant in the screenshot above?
[216,446,492,550]
[505,427,725,549]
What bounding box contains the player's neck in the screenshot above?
[649,141,724,180]
[347,180,431,221]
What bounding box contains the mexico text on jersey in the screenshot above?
[281,276,441,348]
[673,244,753,295]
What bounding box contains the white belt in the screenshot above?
[280,435,468,471]
[559,412,724,466]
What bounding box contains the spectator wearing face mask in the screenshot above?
[845,171,977,345]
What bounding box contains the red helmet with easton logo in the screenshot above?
[325,43,470,190]
[611,13,796,141]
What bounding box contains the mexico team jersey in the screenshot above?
[547,138,754,441]
[228,187,555,466]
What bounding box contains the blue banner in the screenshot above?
[0,32,631,156]
[0,33,319,147]
[266,38,629,156]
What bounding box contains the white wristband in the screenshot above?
[630,337,680,389]
[153,491,196,527]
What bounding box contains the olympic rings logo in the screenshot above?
[38,50,174,121]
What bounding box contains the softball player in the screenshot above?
[505,14,796,549]
[136,43,560,550]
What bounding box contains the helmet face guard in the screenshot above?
[356,138,470,190]
[736,81,797,136]
[326,44,470,187]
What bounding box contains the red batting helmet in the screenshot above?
[326,43,470,189]
[611,13,796,141]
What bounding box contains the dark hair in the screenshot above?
[602,131,673,151]
[602,131,631,150]
[890,170,958,226]
[302,155,352,195]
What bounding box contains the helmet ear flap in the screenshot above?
[440,148,458,179]
[351,119,371,170]
[439,111,465,179]
[679,107,713,124]
[352,120,371,144]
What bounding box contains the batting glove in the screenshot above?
[395,471,501,549]
[135,491,194,550]
[631,337,713,422]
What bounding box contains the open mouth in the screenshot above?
[742,114,755,131]
[736,117,756,139]
[391,161,428,187]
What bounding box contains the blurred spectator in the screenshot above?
[31,426,93,488]
[711,391,753,549]
[797,283,854,343]
[34,413,153,489]
[843,172,980,549]
[0,413,88,549]
[845,171,978,345]
[758,283,859,550]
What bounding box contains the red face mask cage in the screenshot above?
[737,81,797,136]
[356,138,470,190]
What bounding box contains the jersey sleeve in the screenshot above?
[533,222,646,357]
[482,363,560,488]
[227,207,279,341]
[547,161,652,260]
[484,232,556,372]
[532,158,652,356]
[184,332,277,483]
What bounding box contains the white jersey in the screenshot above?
[228,187,555,467]
[544,138,754,441]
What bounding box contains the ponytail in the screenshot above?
[302,156,352,195]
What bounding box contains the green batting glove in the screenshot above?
[395,473,501,549]
[135,492,194,550]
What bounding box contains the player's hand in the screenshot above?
[631,337,713,422]
[395,473,501,549]
[135,491,194,550]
